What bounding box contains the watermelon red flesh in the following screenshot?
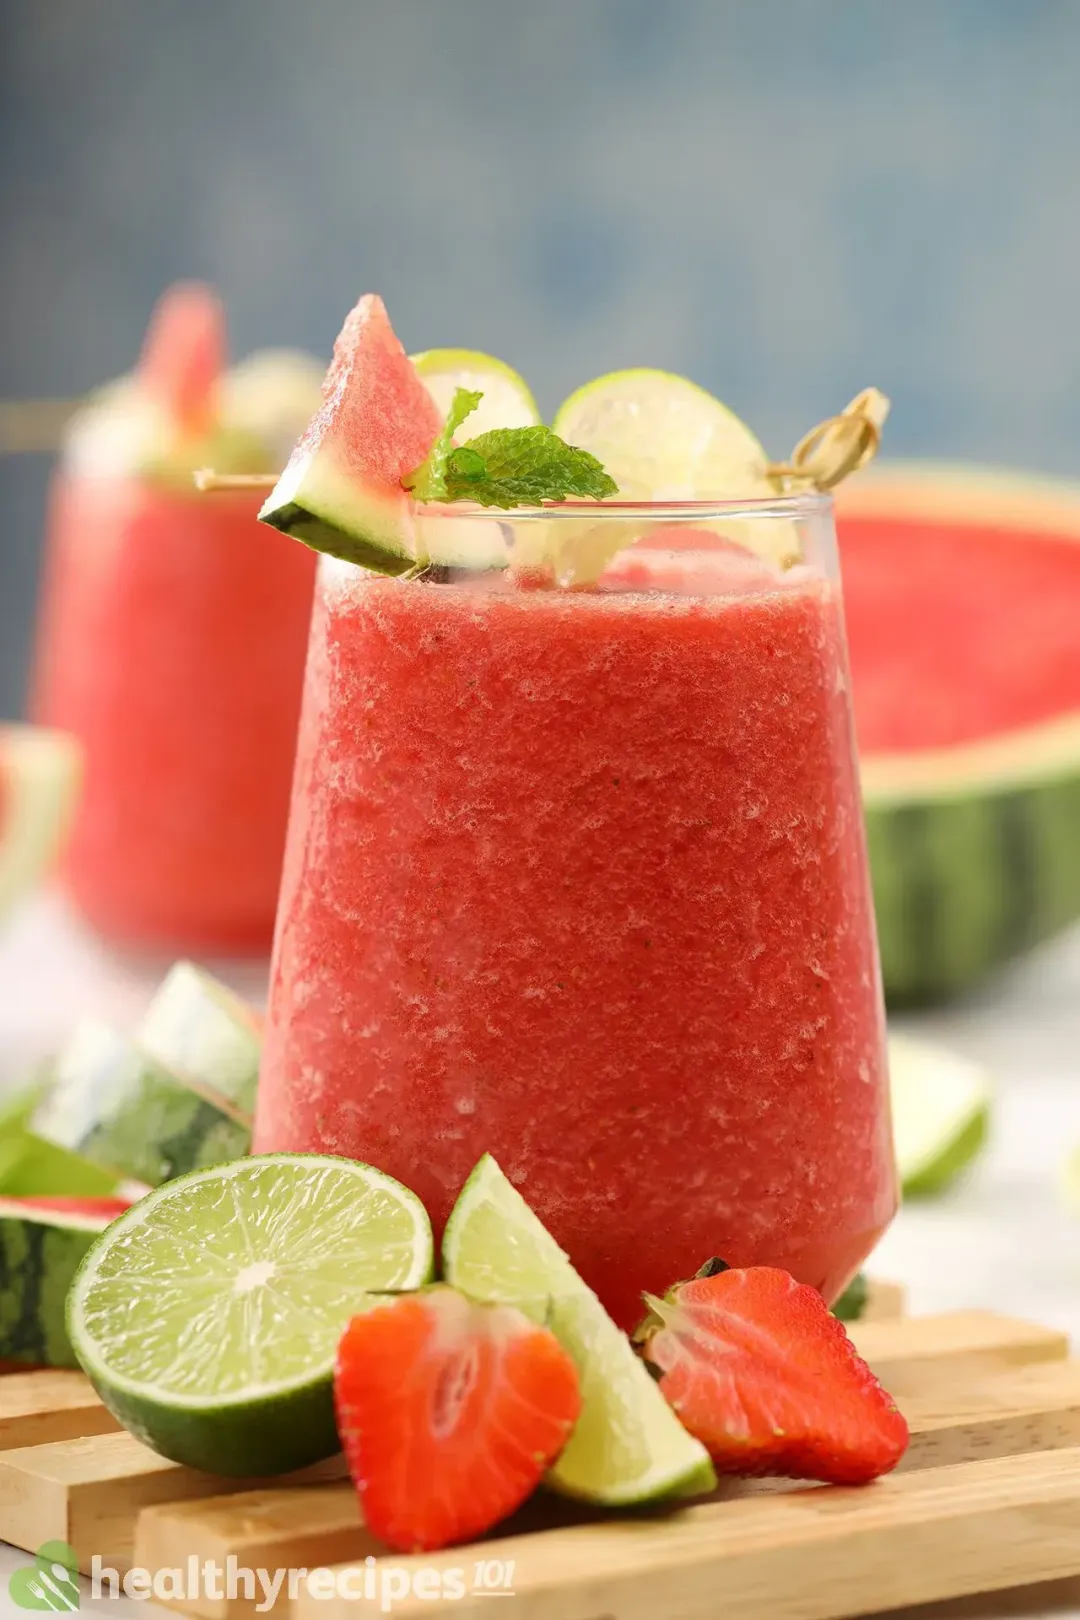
[139,281,226,437]
[11,1196,132,1220]
[840,515,1080,754]
[298,293,441,497]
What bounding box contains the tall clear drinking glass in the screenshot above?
[254,498,894,1329]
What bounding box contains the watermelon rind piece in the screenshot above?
[32,1018,251,1188]
[139,961,261,1117]
[0,1195,121,1367]
[839,462,1080,1004]
[0,725,81,921]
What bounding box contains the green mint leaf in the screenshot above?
[442,425,618,508]
[403,386,483,501]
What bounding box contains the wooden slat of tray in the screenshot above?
[132,1347,1080,1620]
[0,1368,118,1450]
[288,1447,1080,1620]
[1,1305,1072,1619]
[0,1428,347,1575]
[848,1309,1068,1395]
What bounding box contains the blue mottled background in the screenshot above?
[3,0,1080,711]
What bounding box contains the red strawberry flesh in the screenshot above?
[334,1286,581,1553]
[640,1266,908,1485]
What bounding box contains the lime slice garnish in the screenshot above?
[443,1154,715,1505]
[890,1034,991,1197]
[553,369,772,501]
[411,349,540,439]
[549,369,798,579]
[67,1154,434,1476]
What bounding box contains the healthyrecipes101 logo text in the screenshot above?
[8,1544,518,1613]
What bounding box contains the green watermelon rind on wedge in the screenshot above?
[839,462,1080,1003]
[259,293,508,577]
[0,1196,127,1368]
[32,1018,251,1188]
[139,961,262,1117]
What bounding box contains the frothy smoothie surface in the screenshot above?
[256,548,893,1328]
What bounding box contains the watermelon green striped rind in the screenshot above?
[139,961,261,1117]
[837,462,1080,1004]
[0,1196,126,1367]
[32,1019,250,1187]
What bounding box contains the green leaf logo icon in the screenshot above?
[7,1542,80,1610]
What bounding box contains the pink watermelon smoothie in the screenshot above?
[34,478,314,951]
[33,284,317,952]
[256,543,893,1328]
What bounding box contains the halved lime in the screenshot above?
[889,1034,991,1197]
[67,1154,434,1475]
[443,1154,716,1505]
[411,349,540,438]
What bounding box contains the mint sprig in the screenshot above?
[404,387,617,508]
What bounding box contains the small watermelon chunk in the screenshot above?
[139,281,225,438]
[0,725,81,924]
[260,293,506,575]
[0,1194,130,1367]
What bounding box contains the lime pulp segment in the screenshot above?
[442,1153,716,1505]
[67,1154,434,1475]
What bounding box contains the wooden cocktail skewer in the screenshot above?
[193,469,278,491]
[191,389,890,499]
[0,398,81,455]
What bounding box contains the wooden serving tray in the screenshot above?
[4,1282,1080,1619]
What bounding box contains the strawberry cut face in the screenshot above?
[640,1266,908,1485]
[334,1285,581,1553]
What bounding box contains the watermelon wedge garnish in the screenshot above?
[139,281,226,438]
[260,293,506,575]
[0,724,81,923]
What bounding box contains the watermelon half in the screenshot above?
[0,725,81,923]
[837,463,1080,1003]
[260,293,507,575]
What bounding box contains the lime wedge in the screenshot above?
[0,725,81,921]
[411,349,540,438]
[67,1154,434,1475]
[889,1034,991,1197]
[443,1154,715,1505]
[0,1076,120,1199]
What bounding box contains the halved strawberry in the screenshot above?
[334,1285,581,1552]
[637,1263,908,1484]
